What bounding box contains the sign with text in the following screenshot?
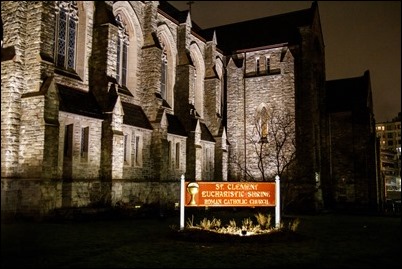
[185,182,276,207]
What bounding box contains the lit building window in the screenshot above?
[55,1,78,70]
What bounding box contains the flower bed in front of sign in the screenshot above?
[171,213,304,243]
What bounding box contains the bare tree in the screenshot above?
[229,105,301,211]
[229,105,296,181]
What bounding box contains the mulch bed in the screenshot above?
[170,227,307,243]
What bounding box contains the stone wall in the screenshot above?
[1,178,181,218]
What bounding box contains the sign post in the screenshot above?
[180,174,185,230]
[275,175,280,228]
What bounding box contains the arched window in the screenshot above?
[161,52,167,100]
[55,1,78,70]
[116,14,129,87]
[190,43,204,118]
[259,106,269,143]
[157,25,177,109]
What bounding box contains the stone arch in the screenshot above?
[113,2,144,97]
[189,42,205,118]
[157,23,177,109]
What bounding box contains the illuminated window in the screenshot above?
[116,14,129,86]
[55,1,78,70]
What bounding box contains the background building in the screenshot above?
[1,1,383,218]
[326,71,380,212]
[376,113,401,205]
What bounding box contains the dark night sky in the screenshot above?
[168,1,401,123]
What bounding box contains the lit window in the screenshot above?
[55,1,78,70]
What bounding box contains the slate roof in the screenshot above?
[122,102,153,130]
[191,119,216,142]
[200,122,216,142]
[58,85,104,119]
[200,6,315,54]
[166,113,188,137]
[160,1,316,54]
[158,1,188,23]
[158,1,203,32]
[326,71,371,113]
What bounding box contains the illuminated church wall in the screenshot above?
[1,1,226,217]
[1,1,380,217]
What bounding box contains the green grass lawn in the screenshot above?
[1,209,401,268]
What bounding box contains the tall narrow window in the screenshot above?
[161,53,167,100]
[256,58,260,74]
[134,135,142,167]
[124,134,130,164]
[168,141,172,168]
[175,142,180,169]
[116,14,129,86]
[259,107,269,143]
[81,126,89,161]
[64,124,74,158]
[266,57,271,74]
[55,1,78,70]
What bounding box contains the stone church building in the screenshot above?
[1,1,381,217]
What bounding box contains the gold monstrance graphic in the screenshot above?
[186,182,199,205]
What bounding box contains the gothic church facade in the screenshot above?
[1,1,380,217]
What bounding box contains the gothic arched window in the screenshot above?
[55,1,78,70]
[161,52,167,100]
[259,106,269,143]
[116,14,129,87]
